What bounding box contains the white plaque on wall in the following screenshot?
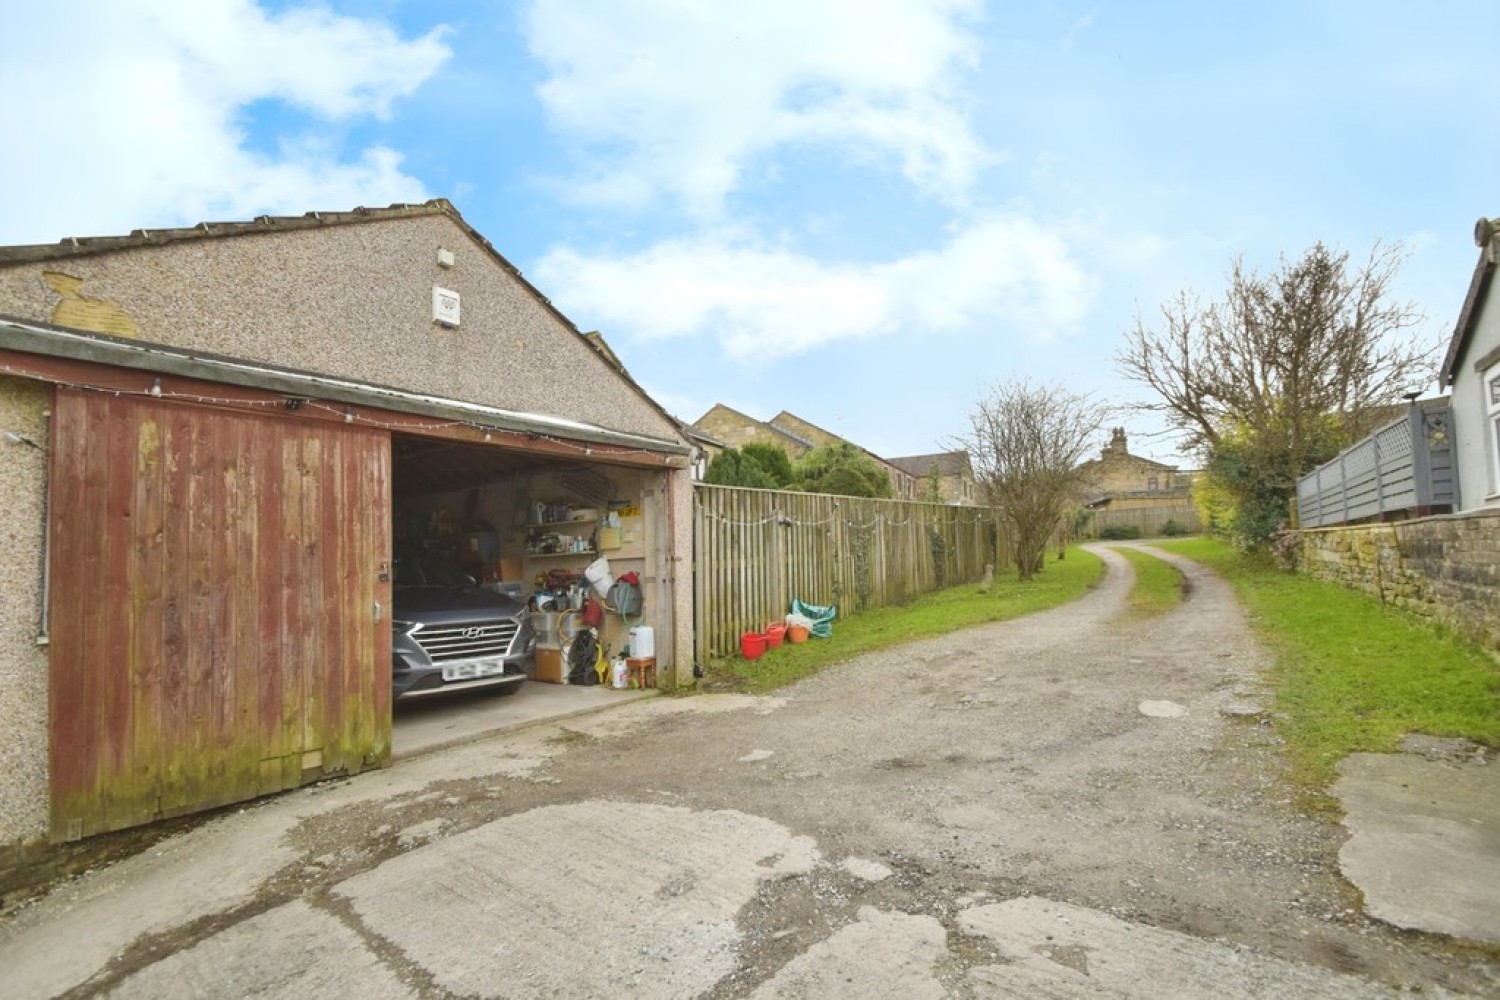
[432,286,461,328]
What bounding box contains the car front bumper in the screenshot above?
[393,631,535,700]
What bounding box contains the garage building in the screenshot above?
[0,201,695,850]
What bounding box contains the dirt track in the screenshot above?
[2,543,1495,997]
[524,542,1491,994]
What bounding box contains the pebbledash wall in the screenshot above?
[1299,509,1500,655]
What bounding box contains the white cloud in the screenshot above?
[534,215,1094,360]
[525,0,991,216]
[0,0,450,244]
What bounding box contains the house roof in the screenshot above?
[764,411,829,450]
[1076,451,1178,475]
[692,404,814,451]
[691,403,908,476]
[1083,487,1192,509]
[680,423,727,449]
[1442,216,1500,386]
[887,451,973,478]
[769,410,901,473]
[580,330,627,374]
[0,199,691,449]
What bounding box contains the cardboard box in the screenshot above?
[533,645,566,684]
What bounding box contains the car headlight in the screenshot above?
[392,619,421,637]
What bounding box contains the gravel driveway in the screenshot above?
[3,544,1494,997]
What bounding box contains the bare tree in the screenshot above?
[953,380,1104,581]
[1118,242,1433,482]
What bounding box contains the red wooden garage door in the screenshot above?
[48,388,392,841]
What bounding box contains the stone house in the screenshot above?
[0,200,695,853]
[690,405,914,496]
[1075,428,1191,511]
[886,451,978,505]
[764,410,842,452]
[691,403,813,462]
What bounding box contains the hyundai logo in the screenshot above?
[462,626,486,639]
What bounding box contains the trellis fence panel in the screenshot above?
[693,485,1003,660]
[1295,400,1456,528]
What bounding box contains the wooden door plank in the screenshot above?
[277,433,306,785]
[296,434,324,770]
[256,423,291,792]
[48,390,97,838]
[224,415,261,800]
[99,395,142,831]
[339,432,363,769]
[321,432,349,774]
[364,431,392,766]
[129,408,166,831]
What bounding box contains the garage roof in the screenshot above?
[0,315,692,461]
[0,199,692,454]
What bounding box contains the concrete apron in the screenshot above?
[1335,740,1500,944]
[5,790,1442,999]
[392,680,657,758]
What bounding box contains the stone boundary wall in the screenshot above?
[1299,509,1500,655]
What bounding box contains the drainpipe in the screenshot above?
[35,403,51,646]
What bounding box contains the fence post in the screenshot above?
[1339,453,1349,523]
[1372,430,1384,516]
[1410,405,1435,508]
[693,491,705,664]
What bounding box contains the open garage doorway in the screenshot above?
[387,432,666,756]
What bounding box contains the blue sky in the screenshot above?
[3,1,1497,464]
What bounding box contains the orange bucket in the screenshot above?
[786,624,810,644]
[740,632,768,659]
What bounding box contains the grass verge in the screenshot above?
[703,547,1106,694]
[1157,536,1500,807]
[1114,546,1186,616]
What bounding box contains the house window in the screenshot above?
[1147,476,1158,491]
[1488,364,1500,495]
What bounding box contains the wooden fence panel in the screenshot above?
[1085,505,1202,539]
[693,485,1002,660]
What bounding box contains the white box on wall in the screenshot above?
[432,286,461,328]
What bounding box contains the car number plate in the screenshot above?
[443,659,506,682]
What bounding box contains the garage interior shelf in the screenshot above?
[523,520,598,557]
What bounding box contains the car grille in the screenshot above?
[412,620,521,662]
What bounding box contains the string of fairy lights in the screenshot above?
[0,362,683,464]
[4,364,989,514]
[695,498,994,531]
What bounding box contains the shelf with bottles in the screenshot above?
[525,501,603,527]
[523,549,597,560]
[523,524,597,557]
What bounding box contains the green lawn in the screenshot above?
[1157,536,1500,806]
[1114,546,1186,616]
[703,547,1106,694]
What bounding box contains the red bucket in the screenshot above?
[763,621,785,649]
[740,632,768,660]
